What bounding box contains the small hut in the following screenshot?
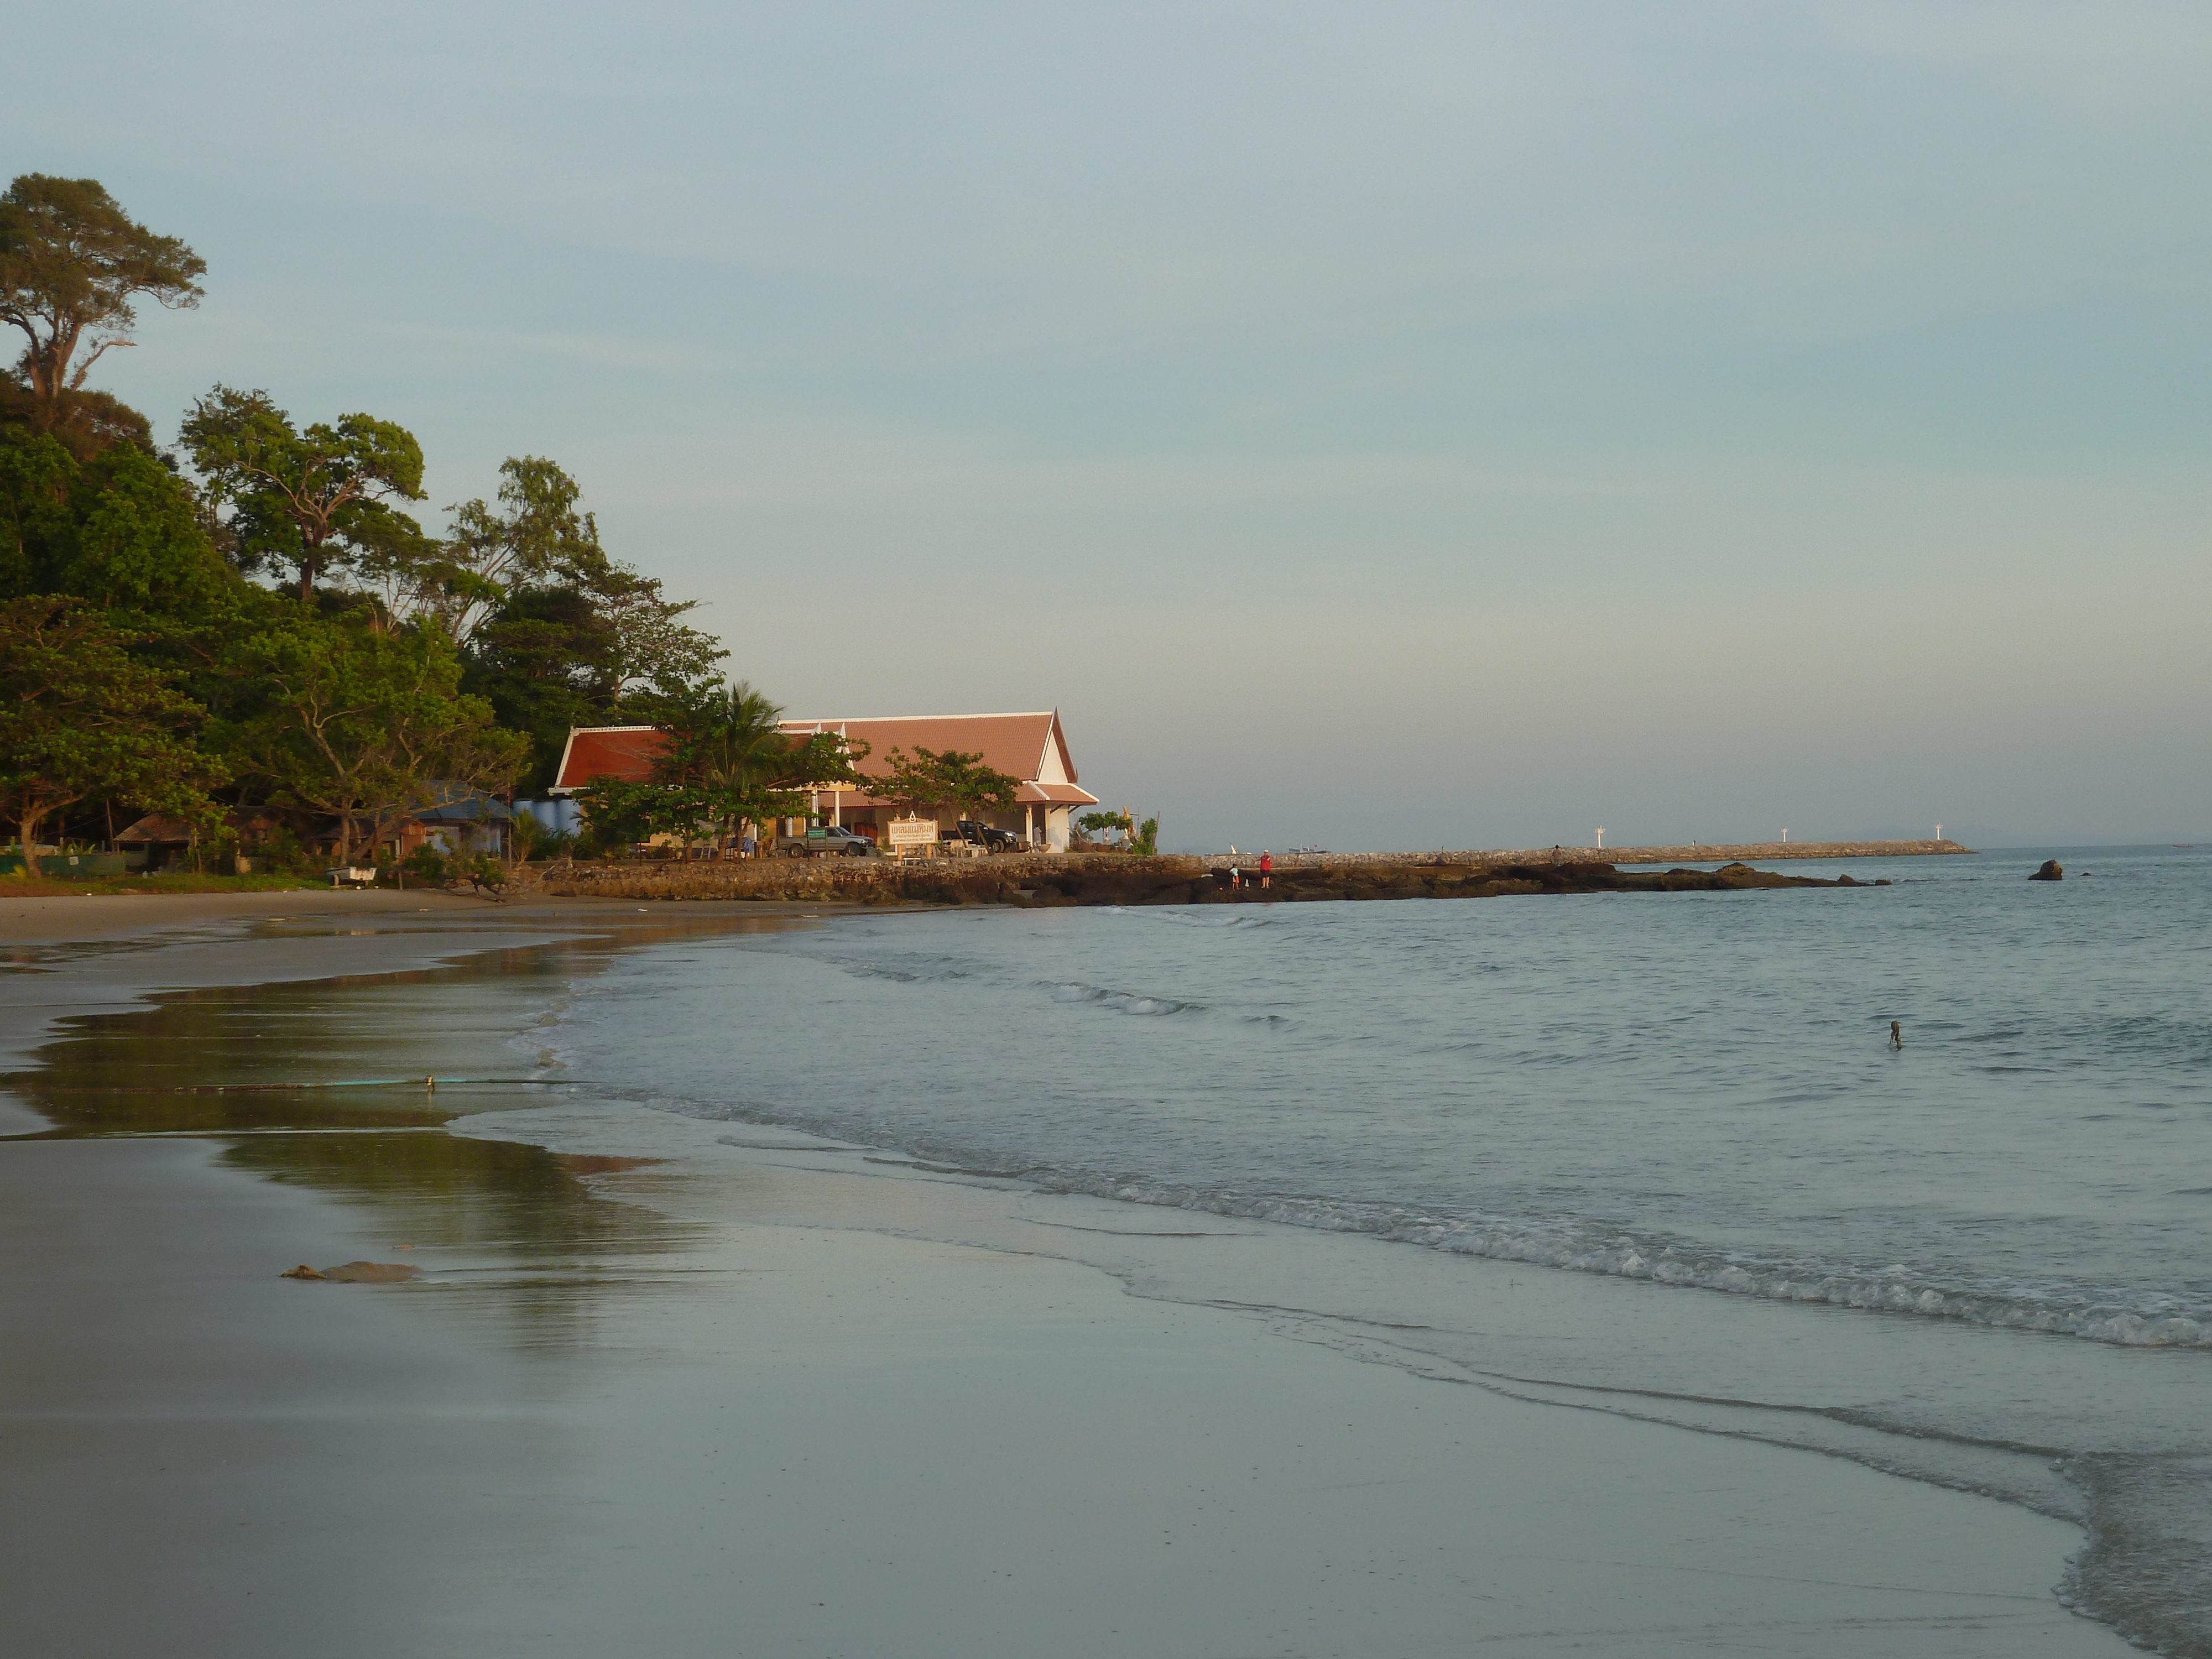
[399,785,514,860]
[113,813,197,872]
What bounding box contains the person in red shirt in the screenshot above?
[1259,851,1272,890]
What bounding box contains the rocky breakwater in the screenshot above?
[534,854,1886,908]
[1226,839,1965,872]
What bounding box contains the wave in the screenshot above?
[1102,906,1272,928]
[1013,1172,2212,1349]
[1050,981,1195,1016]
[643,1065,2212,1350]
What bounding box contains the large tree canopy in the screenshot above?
[181,387,426,603]
[0,187,779,874]
[401,455,609,645]
[0,175,202,443]
[448,458,725,790]
[236,613,527,865]
[0,596,221,864]
[0,428,244,648]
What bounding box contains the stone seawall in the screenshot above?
[530,852,1198,906]
[528,843,1929,907]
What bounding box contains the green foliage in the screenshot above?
[566,682,869,854]
[414,456,607,642]
[249,825,321,875]
[0,596,223,864]
[234,614,528,864]
[401,843,448,885]
[571,777,667,855]
[446,458,724,791]
[0,182,798,875]
[399,843,505,891]
[461,852,507,891]
[0,376,153,460]
[1134,816,1159,856]
[0,174,202,442]
[0,426,235,624]
[642,680,859,845]
[877,747,1021,823]
[181,386,426,602]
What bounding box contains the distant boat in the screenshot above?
[2178,844,2198,849]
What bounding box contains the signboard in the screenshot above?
[886,817,938,850]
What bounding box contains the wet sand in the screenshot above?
[0,906,2133,1657]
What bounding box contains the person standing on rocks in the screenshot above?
[1260,851,1272,890]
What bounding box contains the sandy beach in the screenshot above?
[0,895,2133,1657]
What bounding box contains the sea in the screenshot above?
[538,846,2211,1655]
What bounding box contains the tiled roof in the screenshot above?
[551,726,666,794]
[776,712,1079,786]
[552,711,1099,807]
[1019,782,1102,806]
[416,784,514,822]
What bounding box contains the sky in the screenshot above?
[11,2,2211,850]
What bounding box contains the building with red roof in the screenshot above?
[550,710,1099,849]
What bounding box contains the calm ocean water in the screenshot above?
[544,846,2212,1653]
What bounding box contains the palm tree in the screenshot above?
[651,680,791,852]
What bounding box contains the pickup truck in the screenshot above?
[774,825,878,858]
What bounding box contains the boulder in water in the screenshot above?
[281,1260,420,1284]
[2029,859,2064,881]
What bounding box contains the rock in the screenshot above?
[2029,859,2064,881]
[285,1260,421,1284]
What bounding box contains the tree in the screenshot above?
[237,615,526,864]
[1,426,235,617]
[571,779,664,858]
[181,387,425,603]
[0,176,204,439]
[876,747,1021,826]
[1076,810,1138,850]
[393,456,607,645]
[640,681,865,849]
[0,596,221,866]
[0,429,76,597]
[427,458,723,789]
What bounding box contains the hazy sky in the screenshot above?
[13,2,2211,848]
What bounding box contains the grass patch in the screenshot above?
[3,872,331,897]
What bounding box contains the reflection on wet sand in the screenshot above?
[4,940,705,1354]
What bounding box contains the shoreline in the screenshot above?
[0,904,2136,1657]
